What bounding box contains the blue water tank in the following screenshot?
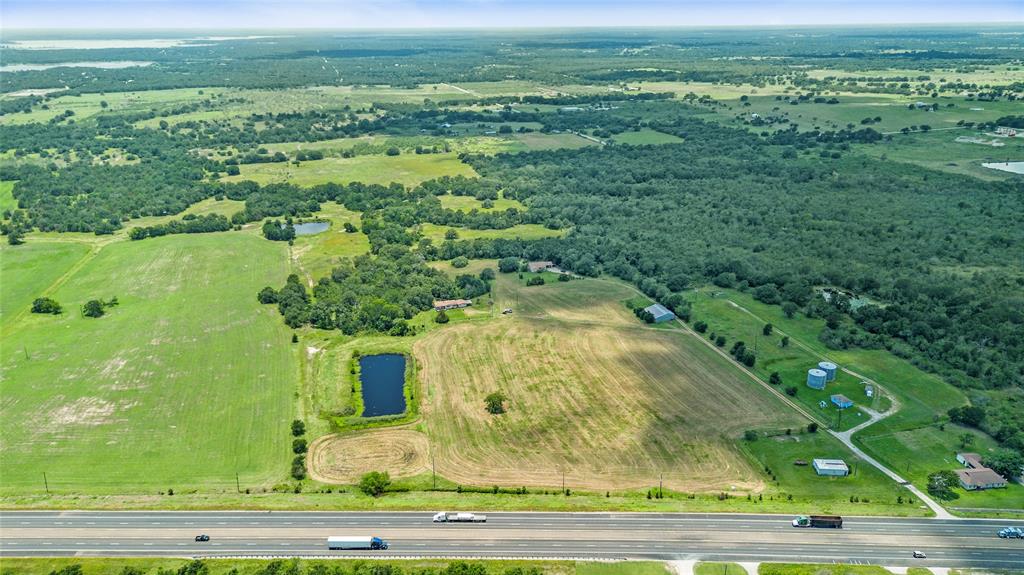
[807,368,827,390]
[818,361,838,381]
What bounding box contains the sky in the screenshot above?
[1,0,1022,29]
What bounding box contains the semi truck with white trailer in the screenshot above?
[792,515,843,528]
[327,536,389,550]
[433,512,487,523]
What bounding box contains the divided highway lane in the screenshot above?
[2,512,1022,569]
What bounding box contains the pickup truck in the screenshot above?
[433,512,487,523]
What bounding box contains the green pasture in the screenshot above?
[741,430,916,514]
[0,241,91,331]
[418,223,566,243]
[0,180,18,211]
[438,193,525,212]
[290,202,370,282]
[611,129,685,145]
[222,152,477,188]
[0,233,297,494]
[0,87,228,126]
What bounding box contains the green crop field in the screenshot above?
[0,232,297,494]
[0,87,229,126]
[222,153,477,188]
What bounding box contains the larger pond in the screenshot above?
[293,221,330,236]
[982,161,1024,175]
[359,354,406,417]
[0,61,154,72]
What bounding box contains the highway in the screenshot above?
[2,512,1024,569]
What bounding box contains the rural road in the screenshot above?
[2,511,1023,569]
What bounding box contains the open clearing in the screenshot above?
[221,153,477,188]
[402,277,805,491]
[307,428,430,484]
[0,233,296,493]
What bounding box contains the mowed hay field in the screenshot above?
[0,233,296,493]
[410,277,806,491]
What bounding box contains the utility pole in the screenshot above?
[659,472,663,498]
[43,472,49,495]
[561,470,565,492]
[236,472,240,493]
[24,346,29,361]
[431,452,437,490]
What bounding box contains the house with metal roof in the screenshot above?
[813,459,850,476]
[644,303,676,323]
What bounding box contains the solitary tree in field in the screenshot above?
[769,372,782,385]
[782,301,798,318]
[434,310,450,324]
[359,471,391,497]
[780,336,790,348]
[763,323,773,336]
[82,299,105,318]
[291,419,306,437]
[958,433,974,449]
[484,391,507,414]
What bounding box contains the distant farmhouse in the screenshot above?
[433,299,473,312]
[644,303,676,323]
[813,458,850,477]
[527,261,555,273]
[955,452,1008,491]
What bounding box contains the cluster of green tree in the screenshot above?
[259,246,485,334]
[128,214,232,240]
[31,297,62,314]
[0,94,43,116]
[461,117,1023,402]
[262,219,296,242]
[82,297,118,318]
[438,91,674,108]
[994,115,1024,129]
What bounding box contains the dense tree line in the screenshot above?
[129,214,232,240]
[461,118,1023,398]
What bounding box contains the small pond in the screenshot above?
[293,221,330,236]
[359,354,406,417]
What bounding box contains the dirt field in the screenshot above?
[309,277,806,492]
[308,428,430,484]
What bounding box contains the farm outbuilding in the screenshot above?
[644,303,676,323]
[813,459,850,476]
[433,299,473,311]
[957,452,984,469]
[830,394,853,409]
[527,261,555,273]
[807,368,827,390]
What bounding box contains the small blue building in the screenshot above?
[831,394,854,409]
[644,303,676,323]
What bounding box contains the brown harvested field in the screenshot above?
[308,428,430,484]
[410,279,806,491]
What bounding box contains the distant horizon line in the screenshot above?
[3,22,1023,32]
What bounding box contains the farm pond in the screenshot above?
[293,221,330,235]
[292,222,327,235]
[359,354,406,417]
